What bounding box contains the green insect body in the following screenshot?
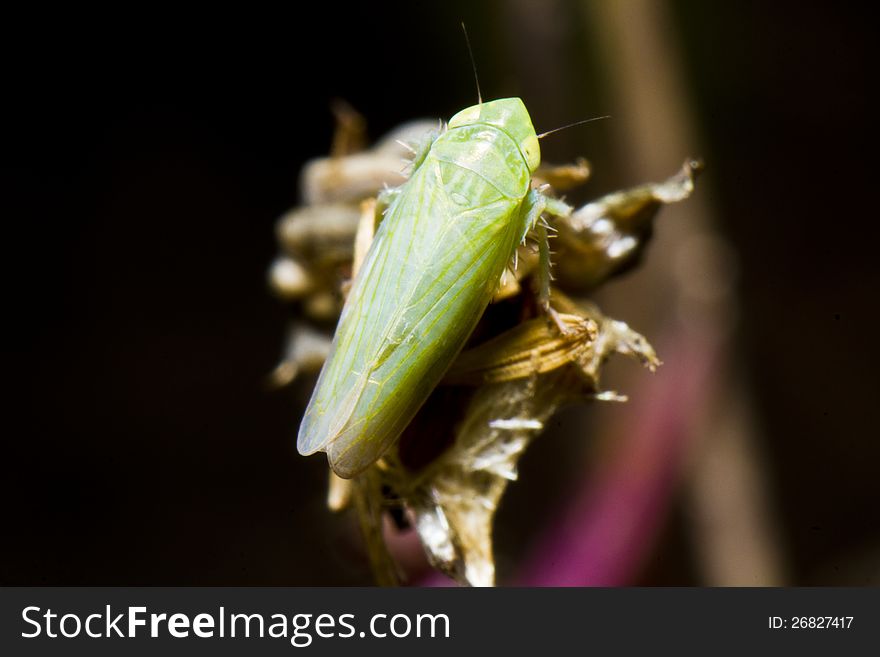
[298,98,547,478]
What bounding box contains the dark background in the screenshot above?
[2,2,876,585]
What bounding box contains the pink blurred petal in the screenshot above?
[517,328,718,586]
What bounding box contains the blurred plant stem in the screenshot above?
[588,0,786,585]
[502,0,786,584]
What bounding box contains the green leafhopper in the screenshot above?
[297,97,573,478]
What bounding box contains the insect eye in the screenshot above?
[520,134,541,171]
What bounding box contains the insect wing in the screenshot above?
[298,140,527,477]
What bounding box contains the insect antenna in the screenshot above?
[537,115,611,140]
[461,22,482,105]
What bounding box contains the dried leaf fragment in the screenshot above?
[533,157,591,191]
[445,314,597,385]
[555,158,704,291]
[384,302,660,586]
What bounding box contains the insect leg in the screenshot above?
[540,194,574,221]
[375,185,401,211]
[536,221,573,335]
[525,191,575,334]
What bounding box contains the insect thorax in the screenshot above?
[429,123,532,204]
